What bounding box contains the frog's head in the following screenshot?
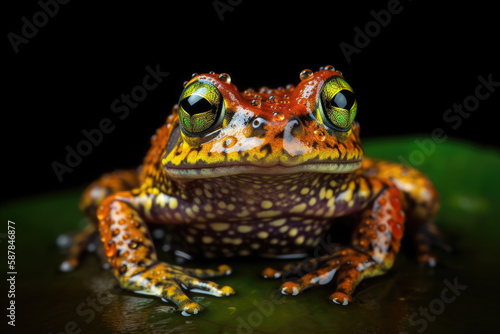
[162,66,362,179]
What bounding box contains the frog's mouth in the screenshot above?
[164,160,362,180]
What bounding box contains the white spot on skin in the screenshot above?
[174,250,193,260]
[181,308,193,316]
[154,193,169,208]
[86,242,96,252]
[134,290,155,297]
[283,119,313,156]
[419,188,432,202]
[335,189,350,202]
[392,179,416,193]
[188,281,226,297]
[59,260,74,272]
[56,234,72,248]
[271,253,309,260]
[332,297,349,305]
[189,288,225,297]
[90,186,107,201]
[356,260,374,272]
[310,269,337,285]
[211,108,264,154]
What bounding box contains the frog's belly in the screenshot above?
[173,217,332,259]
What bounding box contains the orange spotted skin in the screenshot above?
[63,67,444,315]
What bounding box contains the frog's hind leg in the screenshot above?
[58,224,98,271]
[362,158,451,267]
[59,169,141,272]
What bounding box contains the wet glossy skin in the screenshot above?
[63,67,444,315]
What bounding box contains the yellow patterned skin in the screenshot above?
[61,67,445,315]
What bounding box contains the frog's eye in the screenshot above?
[318,77,357,131]
[178,81,223,134]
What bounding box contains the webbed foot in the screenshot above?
[263,247,380,305]
[126,262,235,315]
[263,181,405,305]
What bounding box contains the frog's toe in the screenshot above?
[160,284,204,316]
[58,224,98,272]
[262,267,283,279]
[160,277,234,315]
[280,282,301,295]
[183,264,233,279]
[179,302,203,316]
[262,260,310,279]
[329,291,351,305]
[279,266,339,295]
[416,253,438,268]
[270,248,382,304]
[59,259,78,272]
[412,222,452,267]
[179,276,235,297]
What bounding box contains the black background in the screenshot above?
[4,0,499,202]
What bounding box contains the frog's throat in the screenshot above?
[164,160,362,180]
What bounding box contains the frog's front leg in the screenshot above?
[97,191,235,315]
[263,178,404,305]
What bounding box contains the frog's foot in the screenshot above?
[413,222,452,268]
[98,192,235,315]
[264,182,405,305]
[263,247,384,305]
[124,262,235,315]
[58,224,98,272]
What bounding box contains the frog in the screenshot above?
[61,66,447,316]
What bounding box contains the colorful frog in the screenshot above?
[61,66,445,315]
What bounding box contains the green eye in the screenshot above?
[178,81,223,134]
[319,77,357,131]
